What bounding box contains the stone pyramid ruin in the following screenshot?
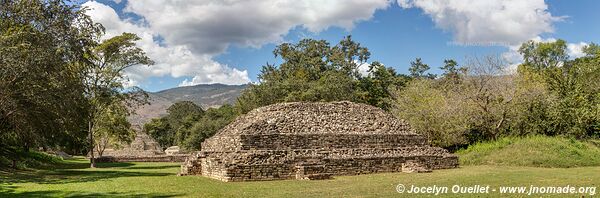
[99,125,164,157]
[180,101,458,181]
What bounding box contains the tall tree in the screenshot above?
[409,58,436,79]
[440,59,466,85]
[0,0,100,154]
[83,33,153,167]
[236,35,404,113]
[180,105,237,151]
[167,101,204,131]
[360,62,410,110]
[582,43,600,57]
[514,39,599,138]
[463,55,516,141]
[93,102,135,157]
[518,39,568,70]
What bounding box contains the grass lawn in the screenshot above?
[0,157,598,197]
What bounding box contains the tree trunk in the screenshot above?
[88,120,96,168]
[22,142,29,152]
[96,141,105,157]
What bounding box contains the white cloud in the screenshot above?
[124,0,390,55]
[83,1,252,87]
[179,68,249,87]
[357,61,372,77]
[396,1,574,74]
[501,45,522,74]
[398,0,561,46]
[83,0,390,87]
[567,42,588,59]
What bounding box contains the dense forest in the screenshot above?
[1,1,598,168]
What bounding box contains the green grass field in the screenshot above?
[1,157,598,197]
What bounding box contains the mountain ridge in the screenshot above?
[128,83,249,126]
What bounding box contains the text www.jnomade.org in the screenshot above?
[395,184,596,196]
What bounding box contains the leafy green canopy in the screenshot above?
[235,36,409,113]
[144,101,205,148]
[0,0,100,153]
[85,32,154,162]
[517,40,600,138]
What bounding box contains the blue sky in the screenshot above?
[83,0,600,92]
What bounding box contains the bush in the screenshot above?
[391,79,471,148]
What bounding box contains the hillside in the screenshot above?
[128,83,248,125]
[457,136,600,168]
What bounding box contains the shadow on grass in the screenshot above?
[1,169,172,185]
[0,187,182,197]
[95,162,137,168]
[0,160,175,185]
[123,164,180,170]
[52,161,136,170]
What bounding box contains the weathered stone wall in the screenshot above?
[201,135,241,152]
[194,151,458,182]
[186,146,458,181]
[239,134,427,150]
[95,154,188,163]
[98,150,164,157]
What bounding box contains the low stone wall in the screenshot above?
[221,163,295,182]
[95,154,188,163]
[197,155,457,182]
[97,150,164,157]
[321,156,458,175]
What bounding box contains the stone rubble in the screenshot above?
[98,129,165,157]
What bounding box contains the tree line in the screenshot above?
[146,35,599,151]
